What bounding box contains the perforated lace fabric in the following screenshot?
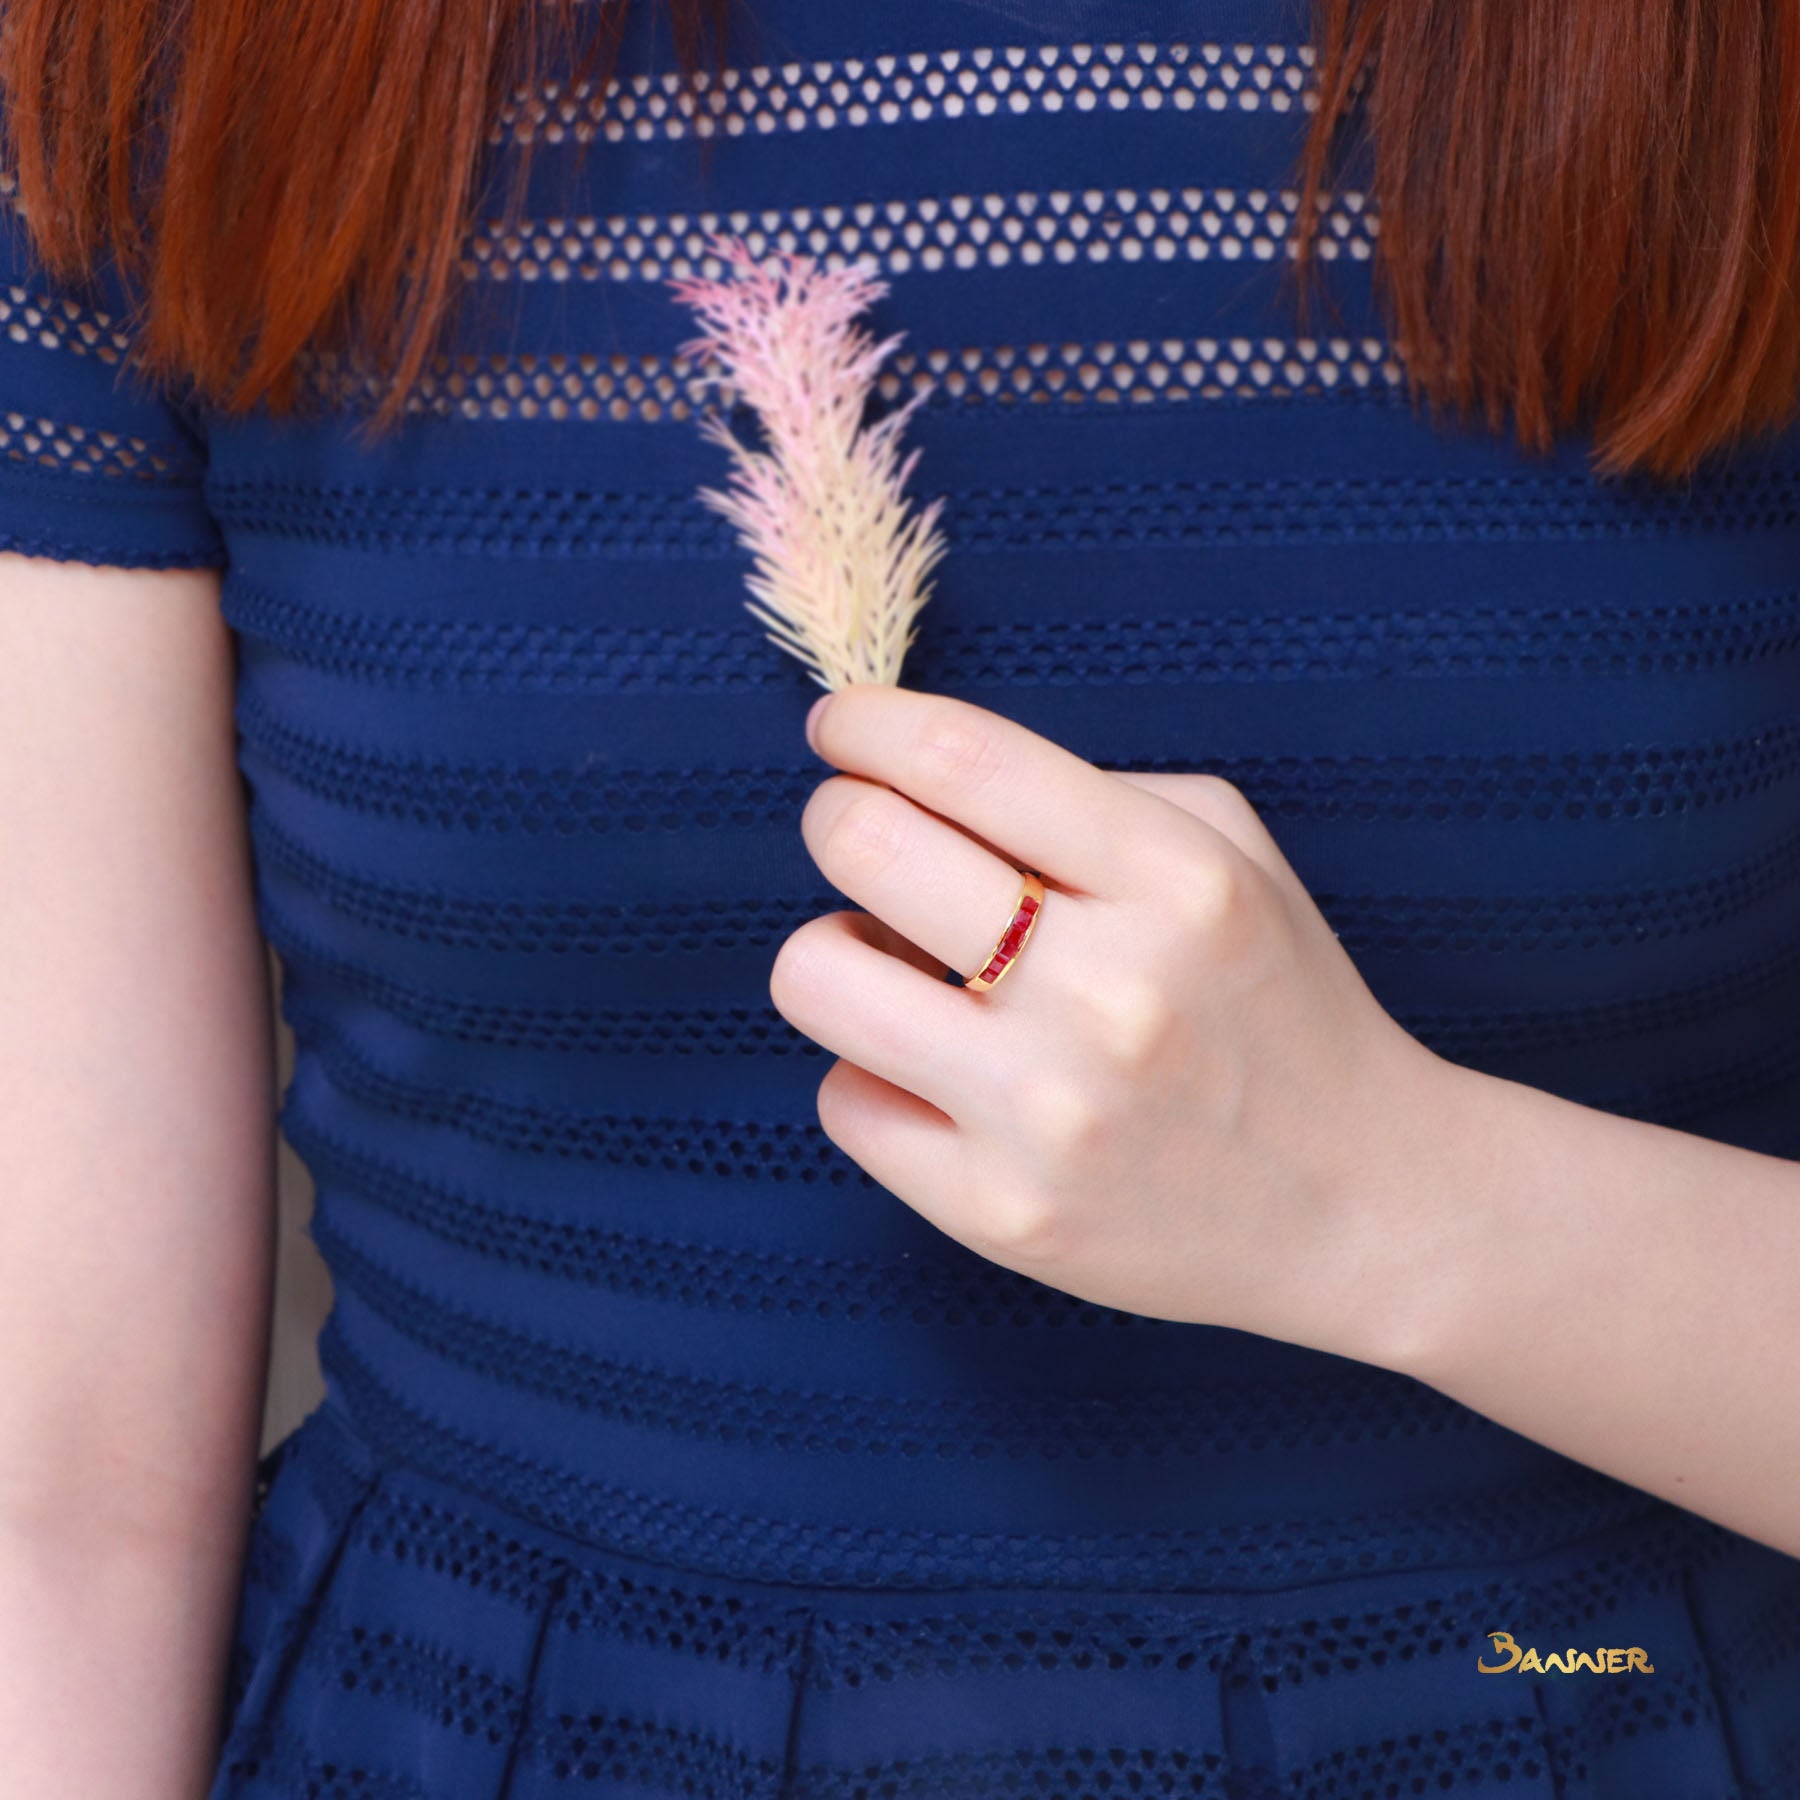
[0,0,1797,1790]
[218,1406,1799,1799]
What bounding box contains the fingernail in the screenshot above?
[805,692,831,751]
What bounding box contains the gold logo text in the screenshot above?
[1477,1630,1653,1674]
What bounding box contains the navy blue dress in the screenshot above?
[3,0,1798,1791]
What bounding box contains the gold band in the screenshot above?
[964,869,1045,993]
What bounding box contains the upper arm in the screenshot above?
[0,181,273,1537]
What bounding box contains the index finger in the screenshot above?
[804,683,1191,899]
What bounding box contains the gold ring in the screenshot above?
[964,869,1045,993]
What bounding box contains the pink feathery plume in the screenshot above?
[665,231,949,692]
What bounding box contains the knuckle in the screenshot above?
[1083,969,1179,1070]
[814,1057,860,1129]
[1167,848,1251,940]
[769,921,829,1007]
[1015,1073,1109,1166]
[914,708,1009,797]
[827,792,908,882]
[1189,771,1255,822]
[815,1060,880,1156]
[975,1181,1062,1260]
[799,774,851,843]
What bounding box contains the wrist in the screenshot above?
[1333,1047,1543,1386]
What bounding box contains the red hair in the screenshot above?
[1296,0,1800,478]
[2,0,1796,477]
[0,0,730,435]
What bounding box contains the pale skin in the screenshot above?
[772,680,1800,1565]
[3,576,1793,1800]
[0,552,273,1799]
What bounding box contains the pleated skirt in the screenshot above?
[209,1399,1800,1800]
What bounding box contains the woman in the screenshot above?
[0,0,1796,1792]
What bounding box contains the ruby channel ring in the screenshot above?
[963,869,1046,993]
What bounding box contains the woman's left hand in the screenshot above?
[770,680,1477,1368]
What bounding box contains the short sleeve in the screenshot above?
[0,172,227,570]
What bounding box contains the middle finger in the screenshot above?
[801,774,1058,986]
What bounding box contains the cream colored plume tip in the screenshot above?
[666,230,949,694]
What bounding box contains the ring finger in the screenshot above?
[772,908,1004,1125]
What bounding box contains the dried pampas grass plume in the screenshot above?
[665,232,949,692]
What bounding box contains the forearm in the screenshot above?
[0,1509,252,1798]
[0,939,277,1797]
[1368,1058,1800,1559]
[0,1058,276,1797]
[0,1135,276,1800]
